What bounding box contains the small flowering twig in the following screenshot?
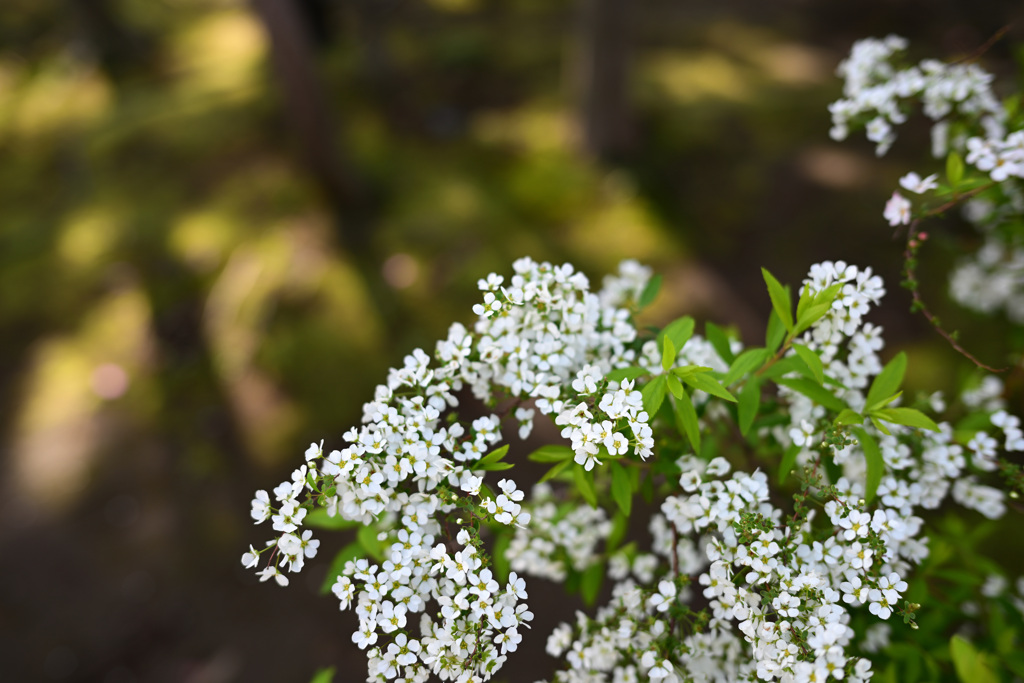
[900,217,1009,373]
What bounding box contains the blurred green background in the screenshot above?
[1,1,1022,681]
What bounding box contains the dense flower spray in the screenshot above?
[238,31,1024,683]
[245,253,1022,683]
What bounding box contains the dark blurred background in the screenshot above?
[1,1,1023,681]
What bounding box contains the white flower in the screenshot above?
[899,172,939,194]
[884,191,912,226]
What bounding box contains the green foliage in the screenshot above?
[309,667,336,683]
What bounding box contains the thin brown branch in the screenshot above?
[950,24,1013,65]
[901,218,1009,373]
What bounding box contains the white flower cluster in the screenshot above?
[787,260,886,431]
[948,210,1024,322]
[506,482,614,581]
[537,260,1015,683]
[829,35,1002,157]
[831,36,1024,322]
[243,257,655,682]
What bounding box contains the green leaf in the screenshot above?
[950,635,998,683]
[610,462,632,517]
[574,464,598,508]
[680,371,737,402]
[865,391,902,414]
[492,531,512,581]
[866,352,907,412]
[762,268,794,333]
[310,667,336,683]
[528,444,574,462]
[796,284,813,324]
[835,408,863,426]
[666,372,683,399]
[874,407,940,432]
[642,375,668,416]
[778,443,800,482]
[606,366,647,383]
[304,508,360,530]
[737,381,760,436]
[658,316,696,354]
[539,458,573,483]
[661,335,676,372]
[319,541,362,594]
[473,444,513,470]
[638,273,663,309]
[705,322,735,364]
[765,310,787,352]
[792,343,825,385]
[580,562,604,606]
[870,415,891,436]
[358,524,384,561]
[724,348,770,386]
[775,377,846,412]
[673,392,701,456]
[947,151,965,190]
[795,303,832,335]
[853,427,884,504]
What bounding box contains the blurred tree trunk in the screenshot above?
[249,0,372,258]
[575,0,633,161]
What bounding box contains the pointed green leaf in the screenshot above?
[814,282,844,307]
[762,268,794,333]
[865,391,903,414]
[658,316,696,354]
[642,375,668,416]
[705,322,735,364]
[796,284,814,324]
[875,407,940,432]
[661,335,676,372]
[539,458,573,483]
[724,348,770,386]
[673,391,701,455]
[528,444,574,462]
[358,524,384,561]
[305,508,360,530]
[610,462,632,517]
[947,152,965,190]
[666,372,683,399]
[870,415,891,436]
[853,427,884,504]
[835,409,863,426]
[866,352,907,411]
[792,343,825,384]
[950,635,998,683]
[737,381,761,436]
[638,274,663,309]
[775,377,846,412]
[574,464,598,508]
[765,309,787,352]
[580,562,604,606]
[492,531,512,581]
[310,667,336,683]
[606,366,647,383]
[475,444,509,466]
[478,461,514,471]
[795,303,832,335]
[681,372,737,402]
